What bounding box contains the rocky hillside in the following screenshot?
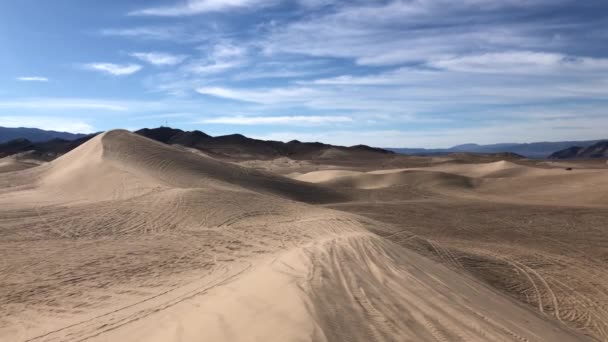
[135,127,393,160]
[549,141,608,159]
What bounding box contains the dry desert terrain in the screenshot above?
[1,130,607,341]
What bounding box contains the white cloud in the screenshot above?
[88,0,608,149]
[84,63,142,76]
[130,0,275,16]
[208,43,247,59]
[130,52,187,66]
[188,64,608,133]
[196,86,317,104]
[185,61,242,74]
[200,115,353,125]
[16,76,49,82]
[0,116,95,134]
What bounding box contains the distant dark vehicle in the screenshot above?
[566,168,573,171]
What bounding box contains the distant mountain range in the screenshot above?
[549,140,608,159]
[0,127,88,144]
[2,126,606,160]
[389,140,603,158]
[0,127,393,160]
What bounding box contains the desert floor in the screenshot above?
[1,130,606,341]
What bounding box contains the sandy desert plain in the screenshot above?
[1,129,607,342]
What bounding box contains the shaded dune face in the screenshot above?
[322,170,478,190]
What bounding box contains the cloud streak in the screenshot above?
[131,52,187,66]
[130,0,274,16]
[196,86,317,104]
[100,27,186,41]
[261,0,601,67]
[16,76,49,82]
[429,52,608,74]
[83,63,142,76]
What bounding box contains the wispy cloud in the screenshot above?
[100,27,185,41]
[130,52,188,66]
[130,0,275,16]
[83,63,142,76]
[0,98,130,111]
[196,86,317,104]
[30,0,607,147]
[183,42,248,75]
[0,116,95,133]
[16,76,49,82]
[252,114,608,148]
[261,1,584,66]
[200,115,353,125]
[429,52,608,74]
[185,61,242,74]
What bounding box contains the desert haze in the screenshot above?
[1,129,607,341]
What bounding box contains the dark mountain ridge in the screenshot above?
[0,126,87,144]
[0,135,98,159]
[549,141,608,159]
[136,127,394,160]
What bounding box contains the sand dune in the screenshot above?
[292,161,527,185]
[296,160,608,206]
[315,160,608,340]
[318,170,475,191]
[0,131,594,341]
[0,155,41,173]
[294,169,363,183]
[367,160,540,178]
[430,161,608,206]
[2,130,346,204]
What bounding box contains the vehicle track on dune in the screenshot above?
[304,234,585,342]
[22,263,248,342]
[330,197,608,341]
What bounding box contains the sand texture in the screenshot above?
[0,130,602,341]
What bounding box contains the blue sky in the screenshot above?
[1,0,607,148]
